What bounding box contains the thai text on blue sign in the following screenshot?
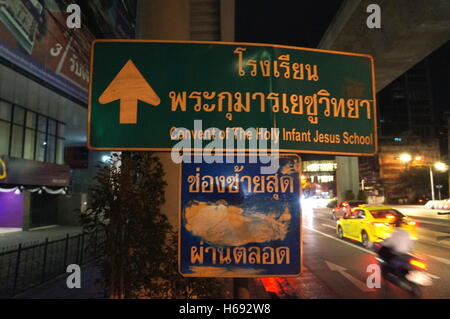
[179,154,301,277]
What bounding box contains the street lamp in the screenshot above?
[430,162,449,201]
[397,154,448,201]
[399,153,412,163]
[434,162,448,172]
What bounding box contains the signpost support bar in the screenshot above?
[233,278,250,299]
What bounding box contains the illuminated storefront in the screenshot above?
[0,155,69,229]
[302,160,337,198]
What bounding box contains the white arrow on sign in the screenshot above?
[325,260,374,292]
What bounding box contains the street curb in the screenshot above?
[250,279,272,299]
[255,267,339,299]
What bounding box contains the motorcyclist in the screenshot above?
[383,218,414,253]
[379,217,414,276]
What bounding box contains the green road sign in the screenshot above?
[88,40,377,155]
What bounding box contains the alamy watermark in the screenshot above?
[366,263,381,289]
[170,120,280,174]
[66,4,81,29]
[366,4,381,29]
[66,264,81,289]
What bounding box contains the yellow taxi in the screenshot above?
[336,205,418,248]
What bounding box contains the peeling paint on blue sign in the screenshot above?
[179,154,302,277]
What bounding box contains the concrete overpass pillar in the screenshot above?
[318,0,450,92]
[135,0,191,228]
[136,0,190,40]
[135,0,235,228]
[335,156,360,202]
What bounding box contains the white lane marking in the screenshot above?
[416,220,450,227]
[322,224,336,230]
[303,225,376,255]
[325,260,374,292]
[304,225,441,278]
[426,254,450,266]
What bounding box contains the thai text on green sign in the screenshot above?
[88,40,377,155]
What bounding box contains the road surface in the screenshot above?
[268,205,450,299]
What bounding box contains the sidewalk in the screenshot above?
[0,226,82,250]
[15,264,271,299]
[14,262,335,299]
[390,205,450,222]
[14,264,106,299]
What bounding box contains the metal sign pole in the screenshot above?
[233,278,250,299]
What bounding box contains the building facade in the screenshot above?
[372,57,446,202]
[378,59,435,139]
[0,0,136,230]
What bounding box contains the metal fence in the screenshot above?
[0,230,105,298]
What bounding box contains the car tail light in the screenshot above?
[408,220,417,226]
[373,222,384,227]
[410,259,427,270]
[373,222,390,227]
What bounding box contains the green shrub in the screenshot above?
[81,152,224,299]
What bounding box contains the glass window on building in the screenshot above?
[56,122,65,164]
[0,120,10,154]
[24,128,36,160]
[46,135,56,163]
[36,132,46,162]
[10,124,23,158]
[0,100,11,121]
[38,115,47,133]
[13,106,25,125]
[57,122,65,138]
[0,102,65,163]
[26,111,36,128]
[56,138,64,164]
[48,119,56,136]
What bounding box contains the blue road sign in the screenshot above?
[179,154,302,277]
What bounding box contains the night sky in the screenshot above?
[429,40,450,120]
[235,0,450,158]
[235,0,344,48]
[234,0,344,161]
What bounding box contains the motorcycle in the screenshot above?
[374,243,433,297]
